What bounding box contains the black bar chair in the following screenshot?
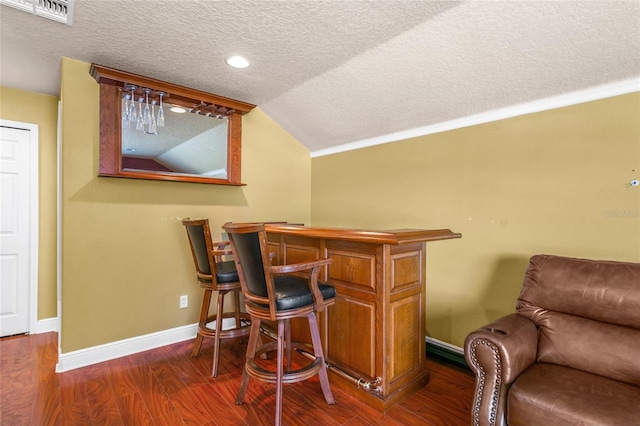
[182,218,251,377]
[223,222,336,426]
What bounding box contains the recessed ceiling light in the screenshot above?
[170,106,187,113]
[226,56,250,69]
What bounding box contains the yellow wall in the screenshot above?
[0,86,58,320]
[59,58,311,353]
[6,57,639,354]
[311,93,640,347]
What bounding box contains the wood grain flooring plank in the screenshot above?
[214,379,274,426]
[0,332,475,425]
[170,355,210,389]
[116,391,154,426]
[343,414,405,426]
[108,360,140,398]
[0,391,39,426]
[188,347,217,379]
[59,369,86,406]
[136,364,178,420]
[36,351,61,423]
[153,408,188,426]
[36,371,62,425]
[85,376,123,425]
[292,376,363,425]
[168,387,216,426]
[60,399,92,426]
[149,361,186,396]
[189,383,248,426]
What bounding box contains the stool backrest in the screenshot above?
[182,218,218,286]
[223,222,277,319]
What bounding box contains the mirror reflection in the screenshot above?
[92,63,255,185]
[121,108,228,179]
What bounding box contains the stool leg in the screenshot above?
[308,312,335,405]
[236,318,261,405]
[275,319,286,426]
[212,290,226,377]
[284,318,292,372]
[192,287,213,357]
[233,290,242,330]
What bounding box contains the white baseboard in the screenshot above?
[33,317,58,334]
[425,336,464,356]
[55,323,197,373]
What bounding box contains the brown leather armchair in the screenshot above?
[464,254,640,426]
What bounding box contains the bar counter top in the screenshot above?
[265,224,462,245]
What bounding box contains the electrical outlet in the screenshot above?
[179,295,188,309]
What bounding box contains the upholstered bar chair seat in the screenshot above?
[182,218,251,377]
[223,222,336,426]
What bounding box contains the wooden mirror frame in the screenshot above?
[91,64,256,185]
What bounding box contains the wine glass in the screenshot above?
[136,97,145,131]
[157,92,165,127]
[143,89,151,126]
[122,93,130,127]
[128,86,137,126]
[147,101,158,134]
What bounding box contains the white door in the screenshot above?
[0,125,32,336]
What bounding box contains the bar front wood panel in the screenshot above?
[265,225,461,412]
[325,240,379,382]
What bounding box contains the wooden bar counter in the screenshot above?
[264,224,461,412]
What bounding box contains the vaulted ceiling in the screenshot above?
[1,1,638,155]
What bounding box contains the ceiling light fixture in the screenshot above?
[170,106,187,113]
[226,56,250,69]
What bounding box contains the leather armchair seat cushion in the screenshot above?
[273,275,336,311]
[508,363,640,426]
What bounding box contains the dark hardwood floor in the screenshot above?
[0,332,474,425]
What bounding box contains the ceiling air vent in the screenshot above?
[0,0,73,25]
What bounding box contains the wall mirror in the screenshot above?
[91,64,256,185]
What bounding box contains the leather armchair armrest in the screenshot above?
[464,314,538,426]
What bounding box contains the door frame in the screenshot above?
[0,119,39,334]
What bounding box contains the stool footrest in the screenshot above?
[246,357,323,384]
[197,313,252,339]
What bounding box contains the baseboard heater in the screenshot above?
[425,336,469,369]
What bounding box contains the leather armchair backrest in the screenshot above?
[516,254,640,386]
[518,254,640,327]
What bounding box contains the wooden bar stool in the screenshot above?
[182,218,251,377]
[224,222,336,426]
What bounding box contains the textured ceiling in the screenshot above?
[1,1,639,154]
